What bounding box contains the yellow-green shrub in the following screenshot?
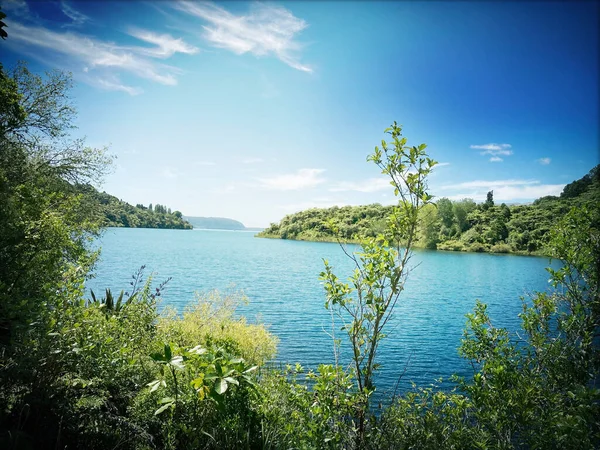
[157,290,277,365]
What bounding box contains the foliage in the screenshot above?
[80,185,193,229]
[320,122,436,445]
[257,363,359,449]
[259,164,599,256]
[158,289,277,366]
[0,61,110,346]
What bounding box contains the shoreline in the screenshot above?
[255,234,549,258]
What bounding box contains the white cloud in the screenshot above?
[258,168,325,190]
[128,28,199,58]
[438,179,565,202]
[442,179,540,190]
[537,157,551,165]
[483,149,513,156]
[61,2,90,27]
[329,177,390,193]
[174,1,312,72]
[436,162,451,167]
[5,21,196,94]
[470,143,512,151]
[471,143,513,160]
[95,76,143,96]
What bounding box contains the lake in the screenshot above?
[88,228,557,395]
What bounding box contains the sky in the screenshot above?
[2,0,598,227]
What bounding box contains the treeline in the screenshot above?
[78,185,193,229]
[258,165,599,255]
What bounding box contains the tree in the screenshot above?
[321,122,436,446]
[0,62,111,344]
[437,197,455,236]
[483,190,494,210]
[453,198,476,233]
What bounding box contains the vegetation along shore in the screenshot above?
[257,165,599,257]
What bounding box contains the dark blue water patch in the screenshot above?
[87,228,559,394]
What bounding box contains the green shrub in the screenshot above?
[437,240,465,251]
[467,242,488,252]
[158,289,277,366]
[490,243,512,253]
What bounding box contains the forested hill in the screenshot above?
[78,185,193,229]
[257,165,599,255]
[184,216,246,230]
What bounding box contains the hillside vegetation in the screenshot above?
[79,185,193,229]
[258,165,599,255]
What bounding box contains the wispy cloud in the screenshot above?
[436,162,451,167]
[5,20,196,94]
[470,143,512,152]
[329,177,390,193]
[471,143,513,161]
[537,157,551,165]
[258,168,325,190]
[174,1,312,72]
[439,179,564,202]
[2,0,30,17]
[61,2,90,27]
[96,76,143,96]
[128,28,199,58]
[194,160,217,166]
[442,179,540,190]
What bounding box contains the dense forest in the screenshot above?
[258,165,599,255]
[1,31,598,450]
[79,185,193,229]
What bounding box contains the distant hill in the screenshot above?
[184,216,248,230]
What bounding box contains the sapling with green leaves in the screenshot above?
[320,122,436,445]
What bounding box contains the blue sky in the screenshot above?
[2,0,598,227]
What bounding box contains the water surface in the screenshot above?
[88,228,556,394]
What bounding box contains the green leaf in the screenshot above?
[147,379,162,392]
[243,365,258,374]
[154,402,173,416]
[189,345,207,355]
[169,355,185,370]
[214,378,228,395]
[224,376,239,386]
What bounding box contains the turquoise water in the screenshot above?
[88,228,557,394]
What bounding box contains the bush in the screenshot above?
[158,289,277,366]
[467,242,488,253]
[490,243,512,253]
[437,240,465,251]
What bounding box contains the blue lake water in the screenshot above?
[88,228,558,395]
